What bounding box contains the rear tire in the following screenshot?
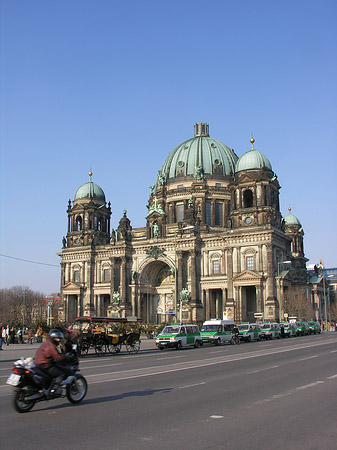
[66,376,87,404]
[176,341,182,350]
[194,340,200,348]
[13,386,36,413]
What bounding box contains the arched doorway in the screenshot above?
[139,260,175,324]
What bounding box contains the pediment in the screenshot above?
[62,281,82,291]
[233,270,263,283]
[236,173,257,183]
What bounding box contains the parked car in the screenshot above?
[156,324,201,350]
[238,323,262,342]
[295,321,309,336]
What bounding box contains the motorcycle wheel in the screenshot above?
[13,386,36,413]
[66,376,87,404]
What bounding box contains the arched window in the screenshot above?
[243,189,254,208]
[210,253,221,275]
[73,265,81,282]
[102,265,110,282]
[244,250,256,271]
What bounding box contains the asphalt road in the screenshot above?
[1,334,337,450]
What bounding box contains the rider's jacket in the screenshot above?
[34,340,66,368]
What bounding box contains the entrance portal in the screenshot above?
[245,286,257,322]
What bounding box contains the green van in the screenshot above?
[156,324,201,350]
[295,321,309,336]
[281,322,297,337]
[238,323,262,342]
[260,323,281,339]
[200,319,235,345]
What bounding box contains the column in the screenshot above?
[110,257,115,305]
[177,251,184,295]
[60,262,66,287]
[205,289,210,320]
[131,284,137,317]
[211,200,215,226]
[190,250,197,304]
[119,257,128,317]
[227,248,234,304]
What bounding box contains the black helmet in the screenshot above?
[49,329,64,346]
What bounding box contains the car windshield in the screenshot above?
[238,325,249,331]
[261,324,271,329]
[201,325,219,332]
[161,326,180,334]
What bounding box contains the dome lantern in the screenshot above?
[194,123,209,137]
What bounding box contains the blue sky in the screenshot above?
[1,0,336,295]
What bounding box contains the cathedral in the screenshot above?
[58,123,309,324]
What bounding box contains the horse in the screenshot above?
[36,325,83,355]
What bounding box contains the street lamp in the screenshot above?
[47,298,53,326]
[323,274,333,332]
[277,260,291,320]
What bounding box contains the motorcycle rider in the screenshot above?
[34,329,71,397]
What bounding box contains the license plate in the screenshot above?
[6,373,20,386]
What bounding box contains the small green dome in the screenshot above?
[74,174,106,202]
[235,138,272,173]
[157,123,238,184]
[284,208,301,226]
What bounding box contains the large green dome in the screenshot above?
[157,123,238,185]
[235,138,272,173]
[74,173,106,202]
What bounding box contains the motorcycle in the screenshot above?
[6,346,87,413]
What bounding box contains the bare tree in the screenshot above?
[0,286,46,326]
[283,285,314,320]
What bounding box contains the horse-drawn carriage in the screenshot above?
[72,316,142,356]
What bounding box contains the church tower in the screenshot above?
[64,171,111,249]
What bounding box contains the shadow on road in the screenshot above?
[33,387,173,413]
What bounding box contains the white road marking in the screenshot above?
[210,415,224,419]
[327,374,337,379]
[247,365,279,374]
[179,382,206,389]
[252,381,324,405]
[298,355,318,361]
[155,356,185,360]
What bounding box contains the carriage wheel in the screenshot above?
[108,343,122,354]
[80,340,90,356]
[126,339,140,354]
[95,339,107,356]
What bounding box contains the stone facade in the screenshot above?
[58,124,310,324]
